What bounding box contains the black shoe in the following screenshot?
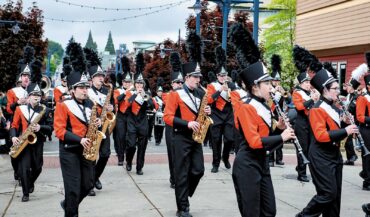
[363,184,370,191]
[88,189,96,196]
[343,160,354,165]
[22,195,29,202]
[363,203,370,215]
[170,183,175,189]
[95,180,102,190]
[295,212,303,217]
[126,163,132,171]
[211,166,219,173]
[360,171,366,179]
[349,155,358,162]
[276,160,285,165]
[60,200,65,211]
[297,175,309,182]
[29,185,34,194]
[118,161,123,166]
[136,170,144,175]
[224,160,231,169]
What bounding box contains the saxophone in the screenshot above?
[9,105,46,158]
[83,102,105,161]
[192,90,213,144]
[98,83,116,140]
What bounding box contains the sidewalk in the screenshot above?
[0,152,368,217]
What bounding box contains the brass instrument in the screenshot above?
[41,75,51,93]
[192,90,213,144]
[270,92,310,165]
[97,83,116,143]
[337,98,370,156]
[83,102,105,161]
[9,105,46,158]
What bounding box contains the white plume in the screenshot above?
[351,63,368,82]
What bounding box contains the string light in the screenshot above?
[53,0,190,11]
[44,1,189,23]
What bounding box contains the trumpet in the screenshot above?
[270,92,310,165]
[337,98,370,156]
[138,89,150,101]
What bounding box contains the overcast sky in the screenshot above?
[20,0,207,52]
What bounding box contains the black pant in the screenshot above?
[269,145,283,163]
[147,115,154,140]
[360,127,370,186]
[18,142,44,195]
[59,146,94,217]
[165,124,175,185]
[115,113,128,162]
[210,117,234,168]
[300,144,342,217]
[344,135,357,160]
[173,131,204,211]
[232,146,276,217]
[95,132,111,181]
[154,125,164,144]
[126,119,148,171]
[295,116,310,177]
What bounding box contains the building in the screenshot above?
[296,0,370,91]
[132,40,156,54]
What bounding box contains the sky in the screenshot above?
[18,0,205,52]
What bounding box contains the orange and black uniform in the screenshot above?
[299,97,348,216]
[113,87,129,163]
[207,81,234,168]
[6,86,28,179]
[232,94,283,217]
[54,85,70,104]
[10,104,53,198]
[122,90,158,172]
[54,98,95,217]
[88,85,113,183]
[163,91,176,186]
[292,87,314,178]
[163,85,205,213]
[356,92,370,188]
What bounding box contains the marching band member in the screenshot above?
[87,65,113,196]
[296,68,358,217]
[207,46,235,173]
[122,52,158,175]
[7,45,33,181]
[292,45,320,182]
[54,41,98,216]
[164,52,184,189]
[342,63,364,165]
[229,23,295,217]
[356,58,370,191]
[153,78,165,146]
[10,59,53,202]
[113,57,133,166]
[164,30,210,217]
[54,57,71,104]
[269,54,285,166]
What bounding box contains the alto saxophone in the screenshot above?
[83,102,105,161]
[9,105,46,158]
[192,90,213,144]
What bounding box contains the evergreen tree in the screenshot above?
[0,0,47,91]
[85,30,98,51]
[104,31,115,55]
[262,0,296,88]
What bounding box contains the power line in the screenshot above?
[44,0,190,23]
[53,0,190,11]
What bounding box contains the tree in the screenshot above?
[85,30,97,51]
[0,0,48,91]
[104,31,115,55]
[262,0,296,88]
[45,40,64,74]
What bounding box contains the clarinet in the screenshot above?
[337,98,370,156]
[270,92,310,165]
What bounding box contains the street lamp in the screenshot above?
[0,20,22,34]
[188,0,202,35]
[159,44,173,59]
[11,23,20,34]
